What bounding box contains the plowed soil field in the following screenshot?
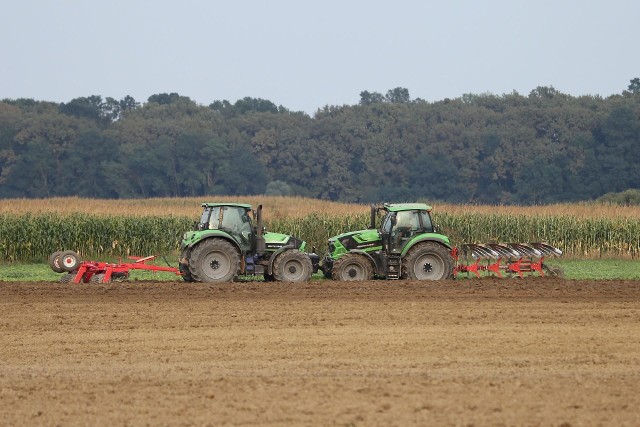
[1,278,640,426]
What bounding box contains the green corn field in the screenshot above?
[1,209,639,262]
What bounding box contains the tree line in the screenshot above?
[1,80,639,204]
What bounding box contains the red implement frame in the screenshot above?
[452,243,561,279]
[67,255,182,283]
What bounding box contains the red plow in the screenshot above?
[49,250,182,283]
[453,243,563,278]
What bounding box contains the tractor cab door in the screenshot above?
[219,206,254,252]
[387,210,422,254]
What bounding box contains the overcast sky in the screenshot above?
[2,0,639,114]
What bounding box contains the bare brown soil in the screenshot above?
[1,278,640,426]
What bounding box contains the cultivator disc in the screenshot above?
[453,243,562,278]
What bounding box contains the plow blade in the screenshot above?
[453,243,562,278]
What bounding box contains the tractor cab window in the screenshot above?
[220,207,248,232]
[419,211,434,232]
[200,206,221,230]
[381,212,394,234]
[390,210,421,252]
[395,211,419,231]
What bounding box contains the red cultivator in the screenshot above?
[452,243,562,278]
[49,250,182,283]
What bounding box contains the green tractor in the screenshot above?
[179,203,319,283]
[320,203,454,281]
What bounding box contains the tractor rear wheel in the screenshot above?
[403,242,454,280]
[332,253,374,281]
[273,249,312,282]
[189,238,240,283]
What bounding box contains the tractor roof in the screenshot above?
[201,202,252,210]
[383,203,432,212]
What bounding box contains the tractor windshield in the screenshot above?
[381,211,394,234]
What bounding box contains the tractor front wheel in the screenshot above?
[189,239,240,283]
[403,242,454,280]
[273,250,312,282]
[332,253,374,281]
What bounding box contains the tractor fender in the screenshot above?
[183,230,240,251]
[346,249,377,268]
[400,235,452,257]
[266,245,297,275]
[346,249,382,277]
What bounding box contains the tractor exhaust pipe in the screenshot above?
[369,205,377,229]
[256,204,266,255]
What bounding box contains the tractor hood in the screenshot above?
[264,231,306,252]
[328,228,382,255]
[330,228,380,244]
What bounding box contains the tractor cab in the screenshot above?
[377,204,436,254]
[197,203,255,252]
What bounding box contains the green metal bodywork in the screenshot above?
[327,229,382,258]
[180,229,299,253]
[397,233,451,256]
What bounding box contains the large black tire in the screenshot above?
[402,242,454,280]
[48,251,65,273]
[332,253,374,281]
[272,249,312,282]
[188,239,240,283]
[58,250,82,273]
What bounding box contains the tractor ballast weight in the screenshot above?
[321,203,562,281]
[178,203,320,283]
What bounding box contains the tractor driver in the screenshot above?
[392,211,418,249]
